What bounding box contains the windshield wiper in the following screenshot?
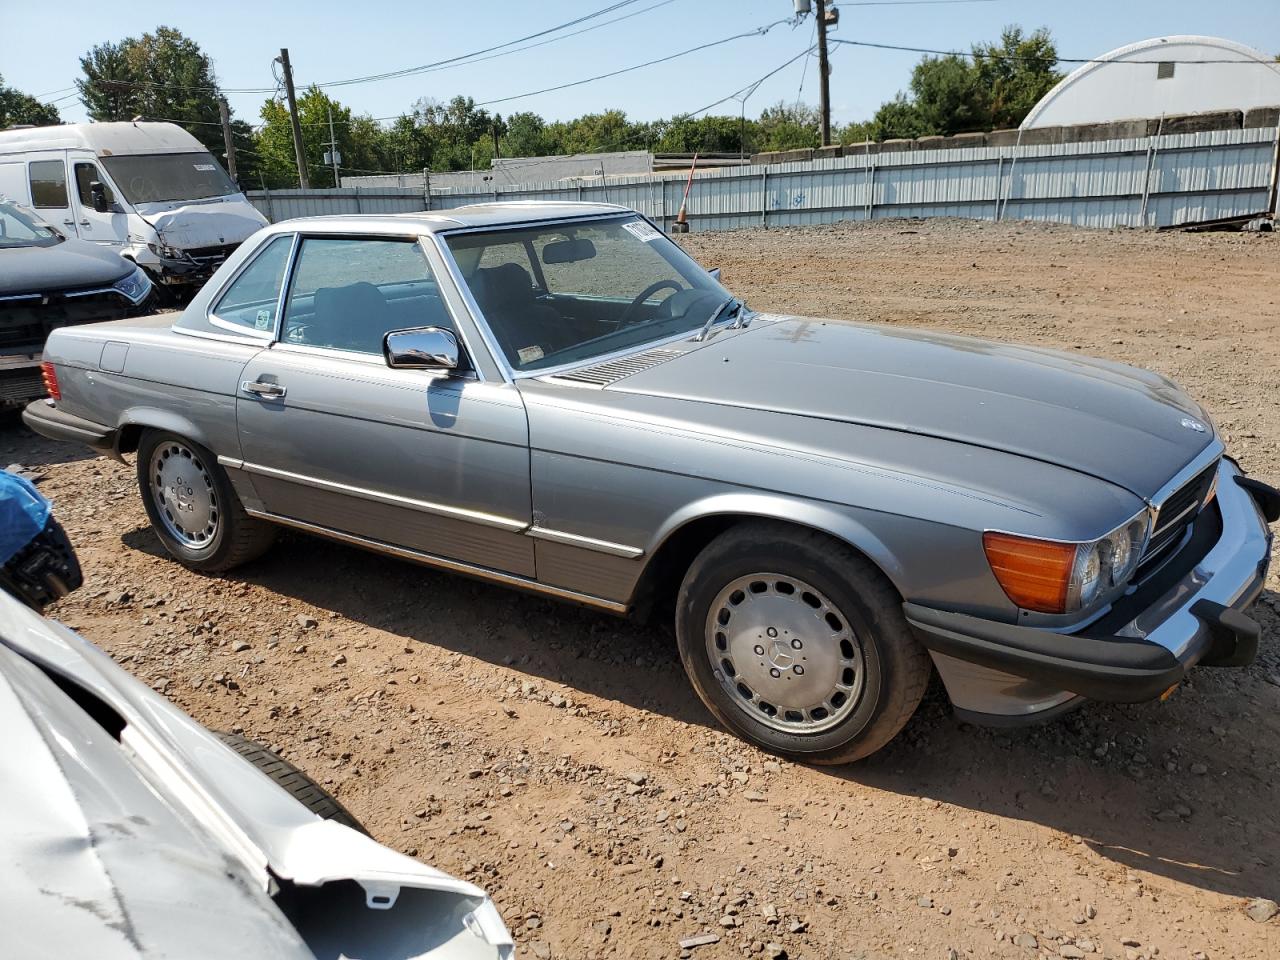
[693,296,740,342]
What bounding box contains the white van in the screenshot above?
[0,122,267,291]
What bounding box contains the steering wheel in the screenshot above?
[619,280,683,325]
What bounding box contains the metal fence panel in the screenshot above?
[247,127,1277,233]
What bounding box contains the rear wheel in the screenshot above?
[675,521,931,764]
[216,732,367,833]
[136,430,275,572]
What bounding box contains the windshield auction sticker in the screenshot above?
[621,220,662,242]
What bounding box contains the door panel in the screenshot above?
[236,348,535,576]
[26,156,77,235]
[71,160,129,249]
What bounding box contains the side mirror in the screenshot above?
[708,267,721,281]
[89,181,109,213]
[384,326,460,370]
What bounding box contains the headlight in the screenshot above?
[145,242,184,259]
[983,511,1150,615]
[112,265,153,304]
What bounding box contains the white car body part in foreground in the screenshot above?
[0,588,512,959]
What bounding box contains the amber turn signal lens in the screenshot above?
[982,531,1077,614]
[40,361,60,401]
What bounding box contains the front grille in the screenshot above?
[1139,460,1219,573]
[0,368,45,406]
[0,292,133,349]
[551,348,683,386]
[183,243,238,266]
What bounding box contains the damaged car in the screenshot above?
[0,582,513,958]
[0,198,153,407]
[22,202,1279,764]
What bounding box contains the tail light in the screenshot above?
[40,361,60,401]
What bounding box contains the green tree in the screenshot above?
[971,26,1060,129]
[837,25,1061,142]
[255,87,391,188]
[756,102,820,151]
[910,54,989,134]
[503,111,549,157]
[76,27,256,184]
[0,75,60,128]
[869,95,929,140]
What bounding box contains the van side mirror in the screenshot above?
[89,182,109,214]
[384,327,460,370]
[708,267,721,281]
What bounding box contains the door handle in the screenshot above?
[241,380,286,399]
[62,219,76,226]
[78,219,90,226]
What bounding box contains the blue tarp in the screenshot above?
[0,471,51,565]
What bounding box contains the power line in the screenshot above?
[316,0,678,89]
[54,0,662,97]
[830,37,1280,65]
[476,18,792,107]
[686,45,819,118]
[795,19,817,107]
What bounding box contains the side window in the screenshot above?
[74,162,115,207]
[211,235,294,333]
[28,160,68,208]
[282,238,451,354]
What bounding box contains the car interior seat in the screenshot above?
[470,262,566,362]
[309,282,394,353]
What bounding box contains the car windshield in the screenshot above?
[101,152,238,204]
[0,200,61,249]
[445,215,731,372]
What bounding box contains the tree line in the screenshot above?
[1,25,1062,189]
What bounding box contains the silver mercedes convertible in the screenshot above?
[23,202,1278,763]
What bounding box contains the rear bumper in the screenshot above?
[21,401,117,455]
[907,460,1274,720]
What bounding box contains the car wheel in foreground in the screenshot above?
[215,732,368,834]
[136,430,275,572]
[675,522,931,764]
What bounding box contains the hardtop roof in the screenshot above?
[0,121,207,156]
[266,201,633,236]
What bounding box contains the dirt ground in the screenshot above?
[6,218,1278,960]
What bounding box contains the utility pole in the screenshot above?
[217,97,238,184]
[277,47,310,189]
[814,0,832,146]
[323,105,341,188]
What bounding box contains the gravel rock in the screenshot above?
[1245,898,1278,923]
[679,933,721,949]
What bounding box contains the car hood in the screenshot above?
[608,316,1213,496]
[134,196,266,249]
[0,238,132,295]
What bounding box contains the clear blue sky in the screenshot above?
[3,0,1277,129]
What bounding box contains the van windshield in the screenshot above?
[101,152,237,204]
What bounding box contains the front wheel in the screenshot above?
[675,522,931,764]
[136,430,275,572]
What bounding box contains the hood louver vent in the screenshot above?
[549,348,683,386]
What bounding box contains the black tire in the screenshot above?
[215,732,368,834]
[675,521,931,764]
[136,430,275,573]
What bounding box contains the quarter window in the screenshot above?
[211,235,295,334]
[28,160,68,208]
[281,237,453,354]
[74,162,115,207]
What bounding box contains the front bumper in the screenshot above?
[22,400,117,455]
[906,460,1275,722]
